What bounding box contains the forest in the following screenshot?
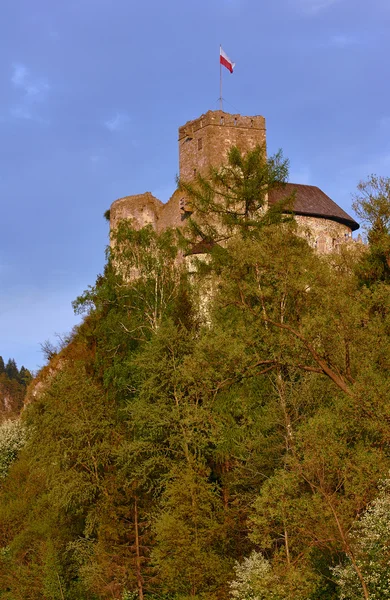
[0,357,32,421]
[0,148,389,600]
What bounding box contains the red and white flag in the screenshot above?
[220,47,235,73]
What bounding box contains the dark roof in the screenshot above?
[268,183,359,232]
[186,239,217,256]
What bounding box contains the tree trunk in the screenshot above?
[134,497,144,600]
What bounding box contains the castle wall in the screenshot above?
[156,189,185,234]
[110,193,163,235]
[295,215,353,253]
[179,110,266,181]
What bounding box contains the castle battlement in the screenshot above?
[178,110,266,182]
[178,110,266,139]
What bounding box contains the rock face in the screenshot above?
[109,110,359,251]
[0,376,25,421]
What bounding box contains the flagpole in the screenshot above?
[219,44,223,111]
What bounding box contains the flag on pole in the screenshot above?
[220,47,235,73]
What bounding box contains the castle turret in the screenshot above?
[178,110,266,181]
[110,192,163,235]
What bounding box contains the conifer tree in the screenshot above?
[178,145,291,245]
[5,359,18,381]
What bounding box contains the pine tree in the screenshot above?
[5,359,18,381]
[178,145,292,246]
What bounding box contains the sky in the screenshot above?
[0,0,389,372]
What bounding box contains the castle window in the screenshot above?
[220,117,224,125]
[251,119,254,127]
[234,117,238,126]
[317,235,326,253]
[198,138,203,151]
[193,168,197,177]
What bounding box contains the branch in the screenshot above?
[265,319,354,398]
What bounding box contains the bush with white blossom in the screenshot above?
[0,419,26,480]
[229,551,280,600]
[333,478,390,599]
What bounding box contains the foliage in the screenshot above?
[0,355,32,420]
[0,149,389,599]
[178,145,291,245]
[0,419,25,480]
[230,552,278,600]
[333,477,390,599]
[353,174,390,285]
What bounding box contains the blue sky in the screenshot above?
[1,0,389,372]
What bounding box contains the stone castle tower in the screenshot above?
[110,110,358,252]
[178,111,266,181]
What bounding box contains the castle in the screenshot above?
[109,110,359,253]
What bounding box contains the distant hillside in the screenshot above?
[0,357,32,420]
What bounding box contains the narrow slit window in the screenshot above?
[198,138,203,151]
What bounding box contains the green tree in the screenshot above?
[18,366,33,388]
[5,359,18,381]
[353,174,390,285]
[333,477,390,599]
[178,145,291,245]
[152,466,231,599]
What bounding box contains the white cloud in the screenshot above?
[10,105,32,120]
[104,112,131,132]
[378,116,390,131]
[11,63,50,100]
[328,34,357,47]
[293,0,342,15]
[10,63,50,122]
[11,64,28,87]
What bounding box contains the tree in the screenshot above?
[229,550,315,600]
[18,366,33,388]
[178,145,291,245]
[151,466,231,599]
[0,419,25,481]
[353,175,390,285]
[5,359,18,381]
[333,477,390,600]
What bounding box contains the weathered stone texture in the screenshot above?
[179,110,266,181]
[156,189,184,234]
[110,192,163,233]
[295,215,353,253]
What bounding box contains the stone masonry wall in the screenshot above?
[295,215,353,253]
[110,192,163,234]
[179,110,266,182]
